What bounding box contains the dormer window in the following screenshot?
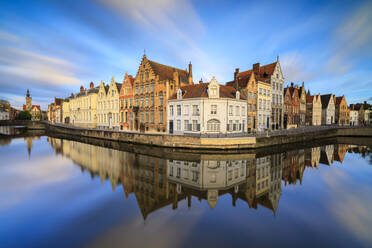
[208,77,220,98]
[177,88,182,100]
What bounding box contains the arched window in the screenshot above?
[207,119,220,132]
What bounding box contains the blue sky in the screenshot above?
[0,0,371,109]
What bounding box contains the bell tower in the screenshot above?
[26,89,32,110]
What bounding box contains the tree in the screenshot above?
[18,110,32,120]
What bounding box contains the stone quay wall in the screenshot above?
[0,120,371,150]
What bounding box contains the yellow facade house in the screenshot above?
[62,98,70,124]
[69,82,98,128]
[97,77,122,130]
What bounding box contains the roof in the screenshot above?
[234,61,277,87]
[335,96,344,105]
[226,70,254,89]
[169,82,246,100]
[115,83,122,91]
[23,104,40,110]
[306,95,314,103]
[320,94,333,109]
[148,59,189,82]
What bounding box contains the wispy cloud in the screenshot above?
[325,1,372,75]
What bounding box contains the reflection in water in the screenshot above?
[46,137,365,220]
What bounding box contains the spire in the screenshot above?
[26,89,30,97]
[111,76,115,84]
[277,55,279,62]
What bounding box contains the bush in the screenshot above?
[18,111,32,120]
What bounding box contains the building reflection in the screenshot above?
[46,138,365,220]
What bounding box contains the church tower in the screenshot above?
[26,89,32,110]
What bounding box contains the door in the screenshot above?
[284,114,288,129]
[169,120,173,134]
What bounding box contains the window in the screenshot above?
[159,93,163,106]
[135,98,139,106]
[151,81,155,92]
[229,105,233,116]
[159,110,163,123]
[170,105,174,116]
[192,120,198,131]
[248,104,251,112]
[140,111,144,123]
[146,83,149,93]
[151,110,154,123]
[248,116,251,125]
[177,120,181,131]
[184,120,190,131]
[136,85,139,94]
[140,97,144,107]
[211,105,217,114]
[263,89,266,96]
[207,119,220,132]
[248,92,252,100]
[259,88,262,95]
[177,105,181,116]
[151,95,154,107]
[192,105,199,116]
[236,106,240,116]
[141,84,144,94]
[146,96,149,107]
[259,99,262,110]
[145,71,149,79]
[184,105,189,115]
[253,93,257,99]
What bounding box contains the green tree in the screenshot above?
[18,110,32,120]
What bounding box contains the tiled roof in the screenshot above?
[236,62,277,84]
[320,94,333,109]
[306,95,314,103]
[115,83,122,91]
[24,104,40,110]
[148,59,189,82]
[169,83,246,100]
[335,96,344,105]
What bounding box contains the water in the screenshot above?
[0,134,371,248]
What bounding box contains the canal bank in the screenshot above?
[1,120,371,150]
[45,122,372,150]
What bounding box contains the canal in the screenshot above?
[0,130,371,247]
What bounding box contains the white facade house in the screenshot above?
[257,80,272,131]
[350,110,358,126]
[167,158,248,209]
[97,78,122,130]
[320,94,335,125]
[167,77,247,135]
[0,110,9,120]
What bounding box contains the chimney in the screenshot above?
[188,62,193,84]
[291,82,294,87]
[234,68,239,81]
[80,86,84,93]
[253,63,260,73]
[199,78,203,84]
[90,82,94,89]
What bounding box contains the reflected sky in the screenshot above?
[0,136,371,248]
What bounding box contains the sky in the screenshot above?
[0,0,371,110]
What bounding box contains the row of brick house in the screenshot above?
[46,54,368,134]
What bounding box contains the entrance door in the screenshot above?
[169,120,173,134]
[284,114,288,129]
